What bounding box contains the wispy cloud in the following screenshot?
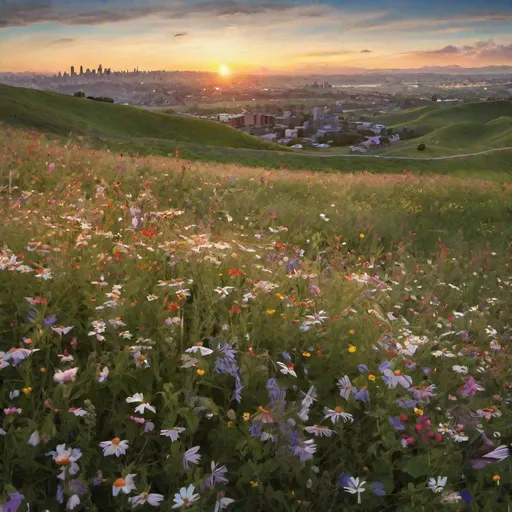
[48,37,75,45]
[352,12,512,32]
[360,49,373,53]
[300,50,353,58]
[408,39,512,60]
[173,32,187,37]
[0,0,319,28]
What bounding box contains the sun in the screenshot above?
[218,64,230,77]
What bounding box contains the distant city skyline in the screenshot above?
[0,0,511,74]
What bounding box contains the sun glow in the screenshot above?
[218,64,230,77]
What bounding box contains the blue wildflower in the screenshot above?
[282,352,292,362]
[379,361,391,372]
[396,398,419,408]
[354,388,370,403]
[460,490,472,504]
[3,492,24,512]
[389,416,405,431]
[44,314,58,326]
[358,364,368,373]
[233,375,243,403]
[371,482,386,497]
[266,378,280,404]
[249,422,262,438]
[338,473,352,488]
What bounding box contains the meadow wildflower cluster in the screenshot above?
[0,129,511,510]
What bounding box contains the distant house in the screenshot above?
[360,136,381,147]
[285,128,299,138]
[350,146,367,153]
[260,133,277,143]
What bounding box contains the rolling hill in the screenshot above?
[0,84,510,178]
[0,84,277,151]
[374,100,512,157]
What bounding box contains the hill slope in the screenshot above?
[376,100,512,132]
[374,101,512,157]
[0,85,510,178]
[0,84,277,150]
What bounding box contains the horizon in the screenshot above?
[1,0,511,74]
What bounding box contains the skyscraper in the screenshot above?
[80,65,83,75]
[70,66,75,76]
[98,64,103,75]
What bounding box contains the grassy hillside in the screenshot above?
[0,84,277,150]
[0,85,510,178]
[374,101,512,158]
[376,100,512,132]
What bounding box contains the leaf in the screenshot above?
[398,457,429,479]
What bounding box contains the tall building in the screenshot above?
[70,66,75,76]
[80,66,84,75]
[98,64,103,75]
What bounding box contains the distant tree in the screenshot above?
[417,143,426,151]
[73,91,86,98]
[86,96,115,104]
[431,95,439,102]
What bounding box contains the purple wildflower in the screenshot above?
[266,378,282,405]
[249,422,262,438]
[182,446,201,471]
[371,482,386,497]
[459,375,481,397]
[282,352,292,362]
[57,485,64,504]
[44,314,58,326]
[286,259,299,273]
[338,473,352,488]
[215,343,238,377]
[379,361,391,372]
[410,385,436,404]
[292,439,316,462]
[3,492,24,512]
[396,398,418,408]
[389,416,405,431]
[70,480,87,495]
[354,388,370,403]
[201,461,229,490]
[460,490,472,504]
[233,375,243,403]
[358,364,368,373]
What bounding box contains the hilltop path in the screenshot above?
[283,146,512,160]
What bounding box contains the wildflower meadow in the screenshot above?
[0,128,511,511]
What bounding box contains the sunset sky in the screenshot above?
[1,0,511,73]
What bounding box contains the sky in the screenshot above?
[0,0,511,73]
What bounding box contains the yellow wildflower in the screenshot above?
[196,369,205,376]
[348,344,357,353]
[302,351,311,358]
[368,374,376,381]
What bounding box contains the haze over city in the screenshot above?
[1,0,512,74]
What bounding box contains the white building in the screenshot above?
[260,134,277,142]
[313,106,326,121]
[285,128,299,138]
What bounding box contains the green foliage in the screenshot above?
[86,96,115,104]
